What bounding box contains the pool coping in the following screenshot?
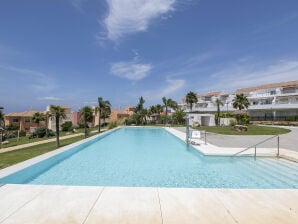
[0,127,121,179]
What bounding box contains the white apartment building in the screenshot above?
[46,105,72,131]
[181,80,298,121]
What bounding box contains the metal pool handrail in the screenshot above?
[231,135,280,158]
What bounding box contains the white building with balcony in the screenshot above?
[181,80,298,121]
[46,105,73,131]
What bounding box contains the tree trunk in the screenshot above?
[98,110,101,133]
[217,105,220,127]
[55,116,60,147]
[84,121,87,138]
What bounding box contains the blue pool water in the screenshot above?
[1,127,297,188]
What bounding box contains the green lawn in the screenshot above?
[0,127,97,148]
[195,125,291,135]
[0,133,98,169]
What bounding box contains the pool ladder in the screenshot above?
[231,135,280,158]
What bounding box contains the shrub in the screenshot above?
[108,121,118,129]
[6,125,19,131]
[235,114,250,125]
[61,121,73,132]
[35,127,55,138]
[229,119,237,126]
[19,130,26,137]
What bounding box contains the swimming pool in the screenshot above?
[0,127,297,188]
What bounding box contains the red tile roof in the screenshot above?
[235,80,298,94]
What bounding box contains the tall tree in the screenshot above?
[0,107,4,127]
[215,99,223,127]
[49,105,66,147]
[96,97,111,133]
[135,96,147,125]
[232,93,250,110]
[80,106,94,138]
[185,91,198,112]
[32,112,46,127]
[162,97,178,116]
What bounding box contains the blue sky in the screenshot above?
[1,0,298,113]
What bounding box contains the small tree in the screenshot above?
[49,105,66,147]
[80,106,94,138]
[32,112,46,128]
[185,91,198,112]
[232,93,250,110]
[96,97,111,133]
[232,94,250,125]
[172,109,186,125]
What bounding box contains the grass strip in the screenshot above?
[195,125,290,135]
[0,133,97,169]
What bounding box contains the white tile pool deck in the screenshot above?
[0,127,297,223]
[0,184,297,224]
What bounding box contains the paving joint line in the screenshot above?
[157,188,164,224]
[82,187,105,224]
[212,190,240,224]
[0,186,46,224]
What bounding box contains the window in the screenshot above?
[270,90,276,95]
[24,118,31,123]
[12,118,19,123]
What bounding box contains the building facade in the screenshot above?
[46,105,72,131]
[4,109,45,132]
[181,80,298,121]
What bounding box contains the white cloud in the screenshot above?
[111,61,152,81]
[205,60,298,93]
[104,0,176,41]
[38,96,63,101]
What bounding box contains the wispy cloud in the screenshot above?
[0,65,57,92]
[143,78,185,102]
[111,61,152,81]
[70,0,88,11]
[103,0,176,41]
[204,59,298,93]
[38,96,63,101]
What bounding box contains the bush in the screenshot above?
[19,130,26,137]
[6,125,18,131]
[34,127,55,138]
[235,114,250,125]
[61,121,73,132]
[229,119,237,126]
[5,131,17,139]
[108,121,118,129]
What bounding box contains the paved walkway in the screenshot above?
[174,126,298,152]
[169,127,298,162]
[0,130,105,154]
[0,184,297,224]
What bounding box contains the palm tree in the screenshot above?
[80,106,94,138]
[96,97,111,133]
[101,107,111,126]
[215,99,223,127]
[162,97,178,116]
[185,91,198,112]
[49,105,66,147]
[232,93,250,110]
[0,107,4,127]
[135,96,146,125]
[172,109,186,125]
[32,112,46,128]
